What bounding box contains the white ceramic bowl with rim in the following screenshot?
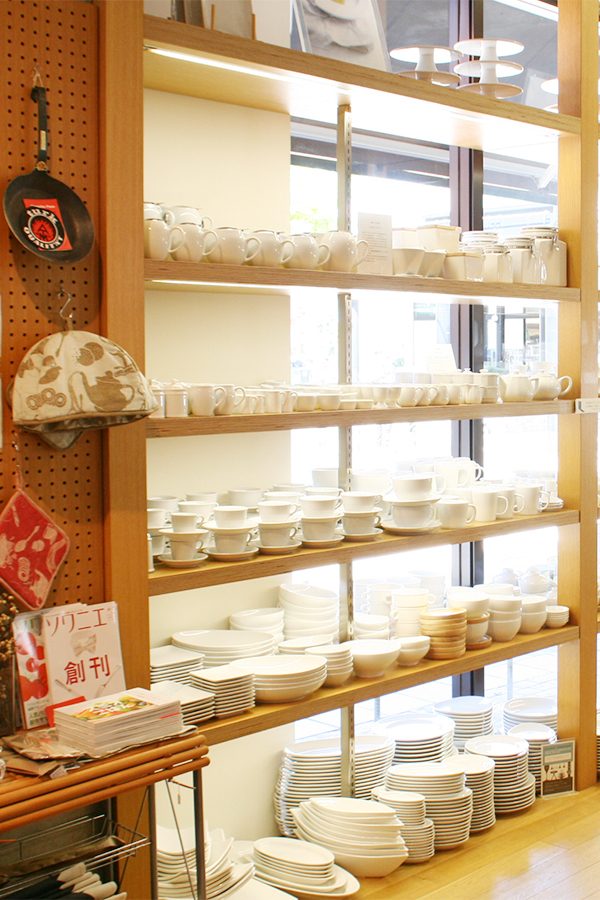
[488,596,522,613]
[279,583,338,607]
[545,605,570,627]
[518,610,547,634]
[487,618,521,642]
[342,639,402,677]
[447,595,489,617]
[466,615,489,642]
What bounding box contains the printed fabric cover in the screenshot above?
[0,489,70,610]
[12,329,159,449]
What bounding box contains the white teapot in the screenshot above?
[499,373,538,402]
[533,373,572,400]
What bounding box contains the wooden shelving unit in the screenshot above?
[149,509,578,594]
[196,627,578,746]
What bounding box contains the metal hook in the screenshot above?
[32,63,44,89]
[57,284,74,329]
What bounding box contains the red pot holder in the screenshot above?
[0,489,70,610]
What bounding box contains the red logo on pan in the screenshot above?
[22,198,73,252]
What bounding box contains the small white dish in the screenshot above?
[300,535,345,549]
[157,553,208,569]
[342,528,383,542]
[384,493,442,506]
[257,540,302,555]
[382,520,442,535]
[205,546,260,562]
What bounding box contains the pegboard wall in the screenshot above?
[0,0,104,608]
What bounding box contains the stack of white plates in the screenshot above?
[274,735,395,836]
[371,787,434,863]
[151,680,216,726]
[386,713,456,764]
[190,664,255,718]
[278,583,339,643]
[434,696,494,750]
[508,723,557,794]
[157,826,254,900]
[233,655,327,703]
[251,836,359,899]
[292,797,408,878]
[150,645,205,685]
[503,697,558,733]
[455,753,496,832]
[305,644,354,688]
[229,608,285,642]
[464,735,535,815]
[385,760,472,850]
[172,630,276,666]
[278,636,336,655]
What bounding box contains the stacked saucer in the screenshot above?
[305,643,354,688]
[172,629,276,666]
[386,713,456,764]
[233,654,327,703]
[279,583,339,643]
[420,608,467,659]
[456,752,496,832]
[252,836,359,899]
[151,680,216,726]
[503,697,558,733]
[292,797,408,878]
[371,787,434,863]
[191,664,255,718]
[229,608,285,642]
[274,735,395,835]
[464,735,535,815]
[150,645,205,685]
[278,636,337,655]
[434,696,494,749]
[384,761,472,850]
[508,723,557,794]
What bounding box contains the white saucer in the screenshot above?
[546,497,564,510]
[385,494,442,506]
[301,535,345,549]
[205,546,260,562]
[257,541,302,555]
[342,528,383,542]
[382,520,442,535]
[159,528,208,538]
[341,506,383,517]
[206,520,259,533]
[158,553,208,569]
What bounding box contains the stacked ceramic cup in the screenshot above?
[299,494,343,548]
[420,608,467,659]
[278,583,339,643]
[382,473,443,535]
[390,587,435,638]
[204,504,258,561]
[340,490,383,542]
[256,497,301,555]
[446,587,490,650]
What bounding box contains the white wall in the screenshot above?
[145,88,295,838]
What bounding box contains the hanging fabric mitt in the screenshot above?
[11,288,158,449]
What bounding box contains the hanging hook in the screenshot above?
[57,283,74,329]
[32,63,45,89]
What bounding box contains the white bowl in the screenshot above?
[398,636,430,650]
[279,583,338,607]
[466,617,489,642]
[520,596,547,614]
[447,595,489,617]
[545,605,570,627]
[393,623,422,638]
[518,611,547,634]
[396,643,430,667]
[355,614,390,630]
[488,618,521,642]
[489,608,523,622]
[488,596,522,613]
[342,639,401,677]
[473,582,515,596]
[324,669,354,687]
[332,849,407,878]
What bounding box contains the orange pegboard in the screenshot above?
[0,0,104,607]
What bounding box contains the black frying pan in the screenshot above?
[3,83,94,262]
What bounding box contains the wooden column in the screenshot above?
[556,0,598,789]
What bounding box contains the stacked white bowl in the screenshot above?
[278,636,336,655]
[274,735,395,836]
[486,594,522,642]
[390,587,433,638]
[433,696,494,749]
[172,629,276,665]
[508,722,557,794]
[385,760,472,850]
[396,635,431,667]
[371,787,434,863]
[386,713,456,764]
[305,643,354,687]
[518,595,548,634]
[464,735,535,815]
[354,613,390,640]
[342,639,401,677]
[251,836,359,897]
[503,697,558,733]
[545,604,570,628]
[456,752,496,832]
[229,607,285,642]
[292,797,409,878]
[278,583,339,643]
[233,654,327,703]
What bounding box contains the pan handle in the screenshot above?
[31,85,49,170]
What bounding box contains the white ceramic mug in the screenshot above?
[516,483,550,515]
[284,234,330,269]
[437,498,476,528]
[433,459,471,491]
[341,491,381,512]
[144,220,185,260]
[178,500,214,520]
[170,512,201,532]
[351,470,392,494]
[390,503,437,528]
[396,385,425,408]
[301,495,342,517]
[204,226,261,265]
[257,500,299,523]
[301,516,339,541]
[415,385,439,406]
[213,529,254,554]
[147,507,166,529]
[228,488,263,507]
[164,388,189,417]
[471,487,509,522]
[455,457,484,485]
[392,473,443,500]
[214,384,247,415]
[483,484,525,519]
[343,511,381,534]
[163,206,212,227]
[281,389,298,413]
[213,505,248,527]
[247,230,294,267]
[258,523,299,546]
[188,384,226,417]
[171,224,218,262]
[169,536,201,561]
[319,230,369,272]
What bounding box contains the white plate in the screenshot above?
[384,493,442,506]
[464,735,529,757]
[342,528,383,542]
[504,697,557,719]
[300,535,345,548]
[158,553,208,569]
[381,520,442,535]
[257,541,303,555]
[205,546,260,562]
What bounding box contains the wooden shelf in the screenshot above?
[146,400,575,438]
[144,259,580,303]
[197,626,578,745]
[143,16,578,153]
[148,509,578,594]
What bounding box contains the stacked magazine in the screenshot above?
[54,687,183,755]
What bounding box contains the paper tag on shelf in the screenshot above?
[575,398,600,413]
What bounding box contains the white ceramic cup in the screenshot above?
[186,492,218,503]
[319,230,369,272]
[516,483,550,515]
[261,388,285,413]
[343,511,381,534]
[351,470,392,494]
[392,473,443,500]
[188,384,226,417]
[147,507,166,529]
[247,230,294,267]
[213,505,248,527]
[390,503,437,528]
[204,226,261,265]
[342,491,382,512]
[396,385,424,407]
[170,537,201,561]
[301,495,342,517]
[462,383,485,404]
[163,206,212,227]
[170,512,202,532]
[491,485,525,519]
[455,457,484,485]
[284,233,330,269]
[433,459,471,491]
[294,394,318,412]
[228,488,263,507]
[318,393,341,411]
[258,523,299,546]
[301,516,340,541]
[415,385,439,406]
[147,495,180,513]
[178,500,214,520]
[263,491,301,503]
[214,385,247,415]
[213,529,254,554]
[437,498,476,528]
[164,388,189,417]
[471,487,509,522]
[143,220,185,260]
[258,500,300,523]
[281,388,298,413]
[171,224,218,262]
